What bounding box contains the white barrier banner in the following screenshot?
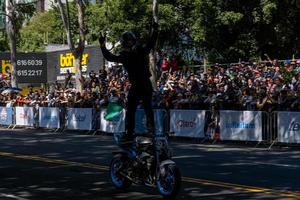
[39,107,60,129]
[134,109,164,135]
[15,107,34,126]
[0,107,13,125]
[67,108,92,130]
[278,112,300,143]
[100,109,125,133]
[170,110,205,138]
[220,111,262,141]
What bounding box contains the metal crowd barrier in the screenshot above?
[1,106,300,147]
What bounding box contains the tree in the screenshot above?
[4,0,35,86]
[189,0,300,63]
[19,9,64,52]
[149,0,158,89]
[6,0,17,87]
[0,31,9,51]
[56,0,86,92]
[18,0,300,65]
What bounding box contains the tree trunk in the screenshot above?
[74,55,83,91]
[149,49,157,91]
[56,0,85,92]
[6,0,17,87]
[152,0,158,23]
[74,0,85,92]
[149,0,158,90]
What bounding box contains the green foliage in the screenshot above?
[85,5,107,44]
[189,0,300,63]
[85,0,185,49]
[19,31,44,52]
[19,10,64,51]
[0,31,9,51]
[16,0,300,64]
[216,11,243,25]
[0,2,36,52]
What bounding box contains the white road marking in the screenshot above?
[0,193,30,200]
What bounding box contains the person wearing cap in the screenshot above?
[99,20,159,144]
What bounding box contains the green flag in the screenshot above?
[104,102,123,121]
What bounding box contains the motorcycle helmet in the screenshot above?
[120,31,137,48]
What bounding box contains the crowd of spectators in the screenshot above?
[1,57,300,112]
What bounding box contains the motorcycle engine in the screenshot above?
[132,136,155,181]
[133,152,154,179]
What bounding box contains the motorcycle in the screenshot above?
[110,133,181,199]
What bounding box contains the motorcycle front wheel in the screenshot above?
[157,164,181,199]
[110,154,132,189]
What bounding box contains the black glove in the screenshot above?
[98,33,106,45]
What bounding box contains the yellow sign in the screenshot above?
[1,60,12,78]
[59,53,89,74]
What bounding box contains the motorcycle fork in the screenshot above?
[154,147,160,182]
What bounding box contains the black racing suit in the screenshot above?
[100,27,158,138]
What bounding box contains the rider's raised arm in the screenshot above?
[99,33,124,63]
[100,44,124,63]
[143,21,159,54]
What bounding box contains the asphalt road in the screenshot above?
[0,128,299,200]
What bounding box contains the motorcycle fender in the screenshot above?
[112,151,127,156]
[159,160,176,177]
[112,150,136,159]
[160,160,176,168]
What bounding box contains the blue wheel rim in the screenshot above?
[157,166,175,195]
[111,158,124,187]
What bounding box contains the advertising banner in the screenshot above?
[170,110,206,138]
[46,46,103,83]
[0,53,12,78]
[0,107,13,125]
[219,111,262,141]
[58,52,89,74]
[39,107,60,129]
[100,109,125,133]
[278,112,300,143]
[67,108,92,130]
[0,53,47,83]
[16,53,47,83]
[15,107,34,126]
[134,109,164,135]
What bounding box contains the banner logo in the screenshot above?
[288,121,300,132]
[74,113,86,122]
[1,60,12,78]
[59,53,88,74]
[43,115,58,121]
[176,118,197,128]
[19,112,30,119]
[225,122,255,129]
[0,112,7,120]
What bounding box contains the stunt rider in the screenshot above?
[99,20,159,144]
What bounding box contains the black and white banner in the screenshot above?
[169,110,205,138]
[67,108,92,130]
[15,107,34,126]
[220,111,262,141]
[39,107,60,129]
[277,112,300,144]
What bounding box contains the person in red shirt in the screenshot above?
[161,57,170,71]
